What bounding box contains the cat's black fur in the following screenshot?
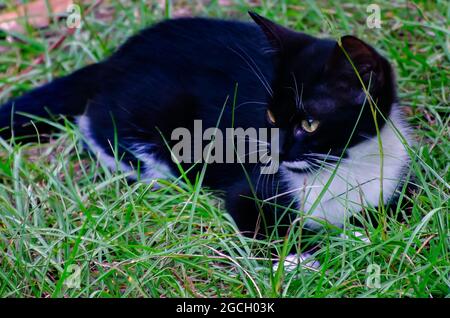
[0,13,403,241]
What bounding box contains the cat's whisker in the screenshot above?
[358,133,374,141]
[264,170,274,202]
[235,135,258,141]
[307,160,385,189]
[304,153,344,162]
[271,169,278,201]
[260,46,278,55]
[236,45,274,96]
[301,160,353,182]
[118,104,133,115]
[291,72,300,109]
[264,162,275,199]
[263,184,323,202]
[228,46,273,97]
[255,152,271,194]
[299,82,305,112]
[242,149,268,159]
[235,101,268,110]
[308,153,394,169]
[234,136,269,145]
[307,159,353,177]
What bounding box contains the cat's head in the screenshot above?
[249,12,396,168]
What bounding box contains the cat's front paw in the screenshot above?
[273,252,320,272]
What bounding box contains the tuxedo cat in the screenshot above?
[0,13,411,259]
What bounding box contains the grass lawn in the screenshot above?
[0,0,448,297]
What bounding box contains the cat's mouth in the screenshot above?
[282,160,312,173]
[282,153,343,174]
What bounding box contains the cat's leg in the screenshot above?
[225,177,323,272]
[225,177,294,239]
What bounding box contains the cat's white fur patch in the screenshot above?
[76,115,131,173]
[273,253,320,272]
[76,115,171,181]
[280,106,412,229]
[129,143,173,181]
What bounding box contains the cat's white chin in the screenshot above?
[282,160,311,171]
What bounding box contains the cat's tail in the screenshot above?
[0,63,103,141]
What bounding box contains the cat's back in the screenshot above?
[142,17,262,42]
[107,17,272,75]
[95,16,275,119]
[117,17,266,55]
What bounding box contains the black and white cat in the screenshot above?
[0,13,411,266]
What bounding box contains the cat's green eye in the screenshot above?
[266,109,276,125]
[301,119,320,133]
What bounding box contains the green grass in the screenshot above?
[0,0,448,297]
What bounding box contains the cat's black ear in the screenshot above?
[326,35,386,88]
[248,11,312,52]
